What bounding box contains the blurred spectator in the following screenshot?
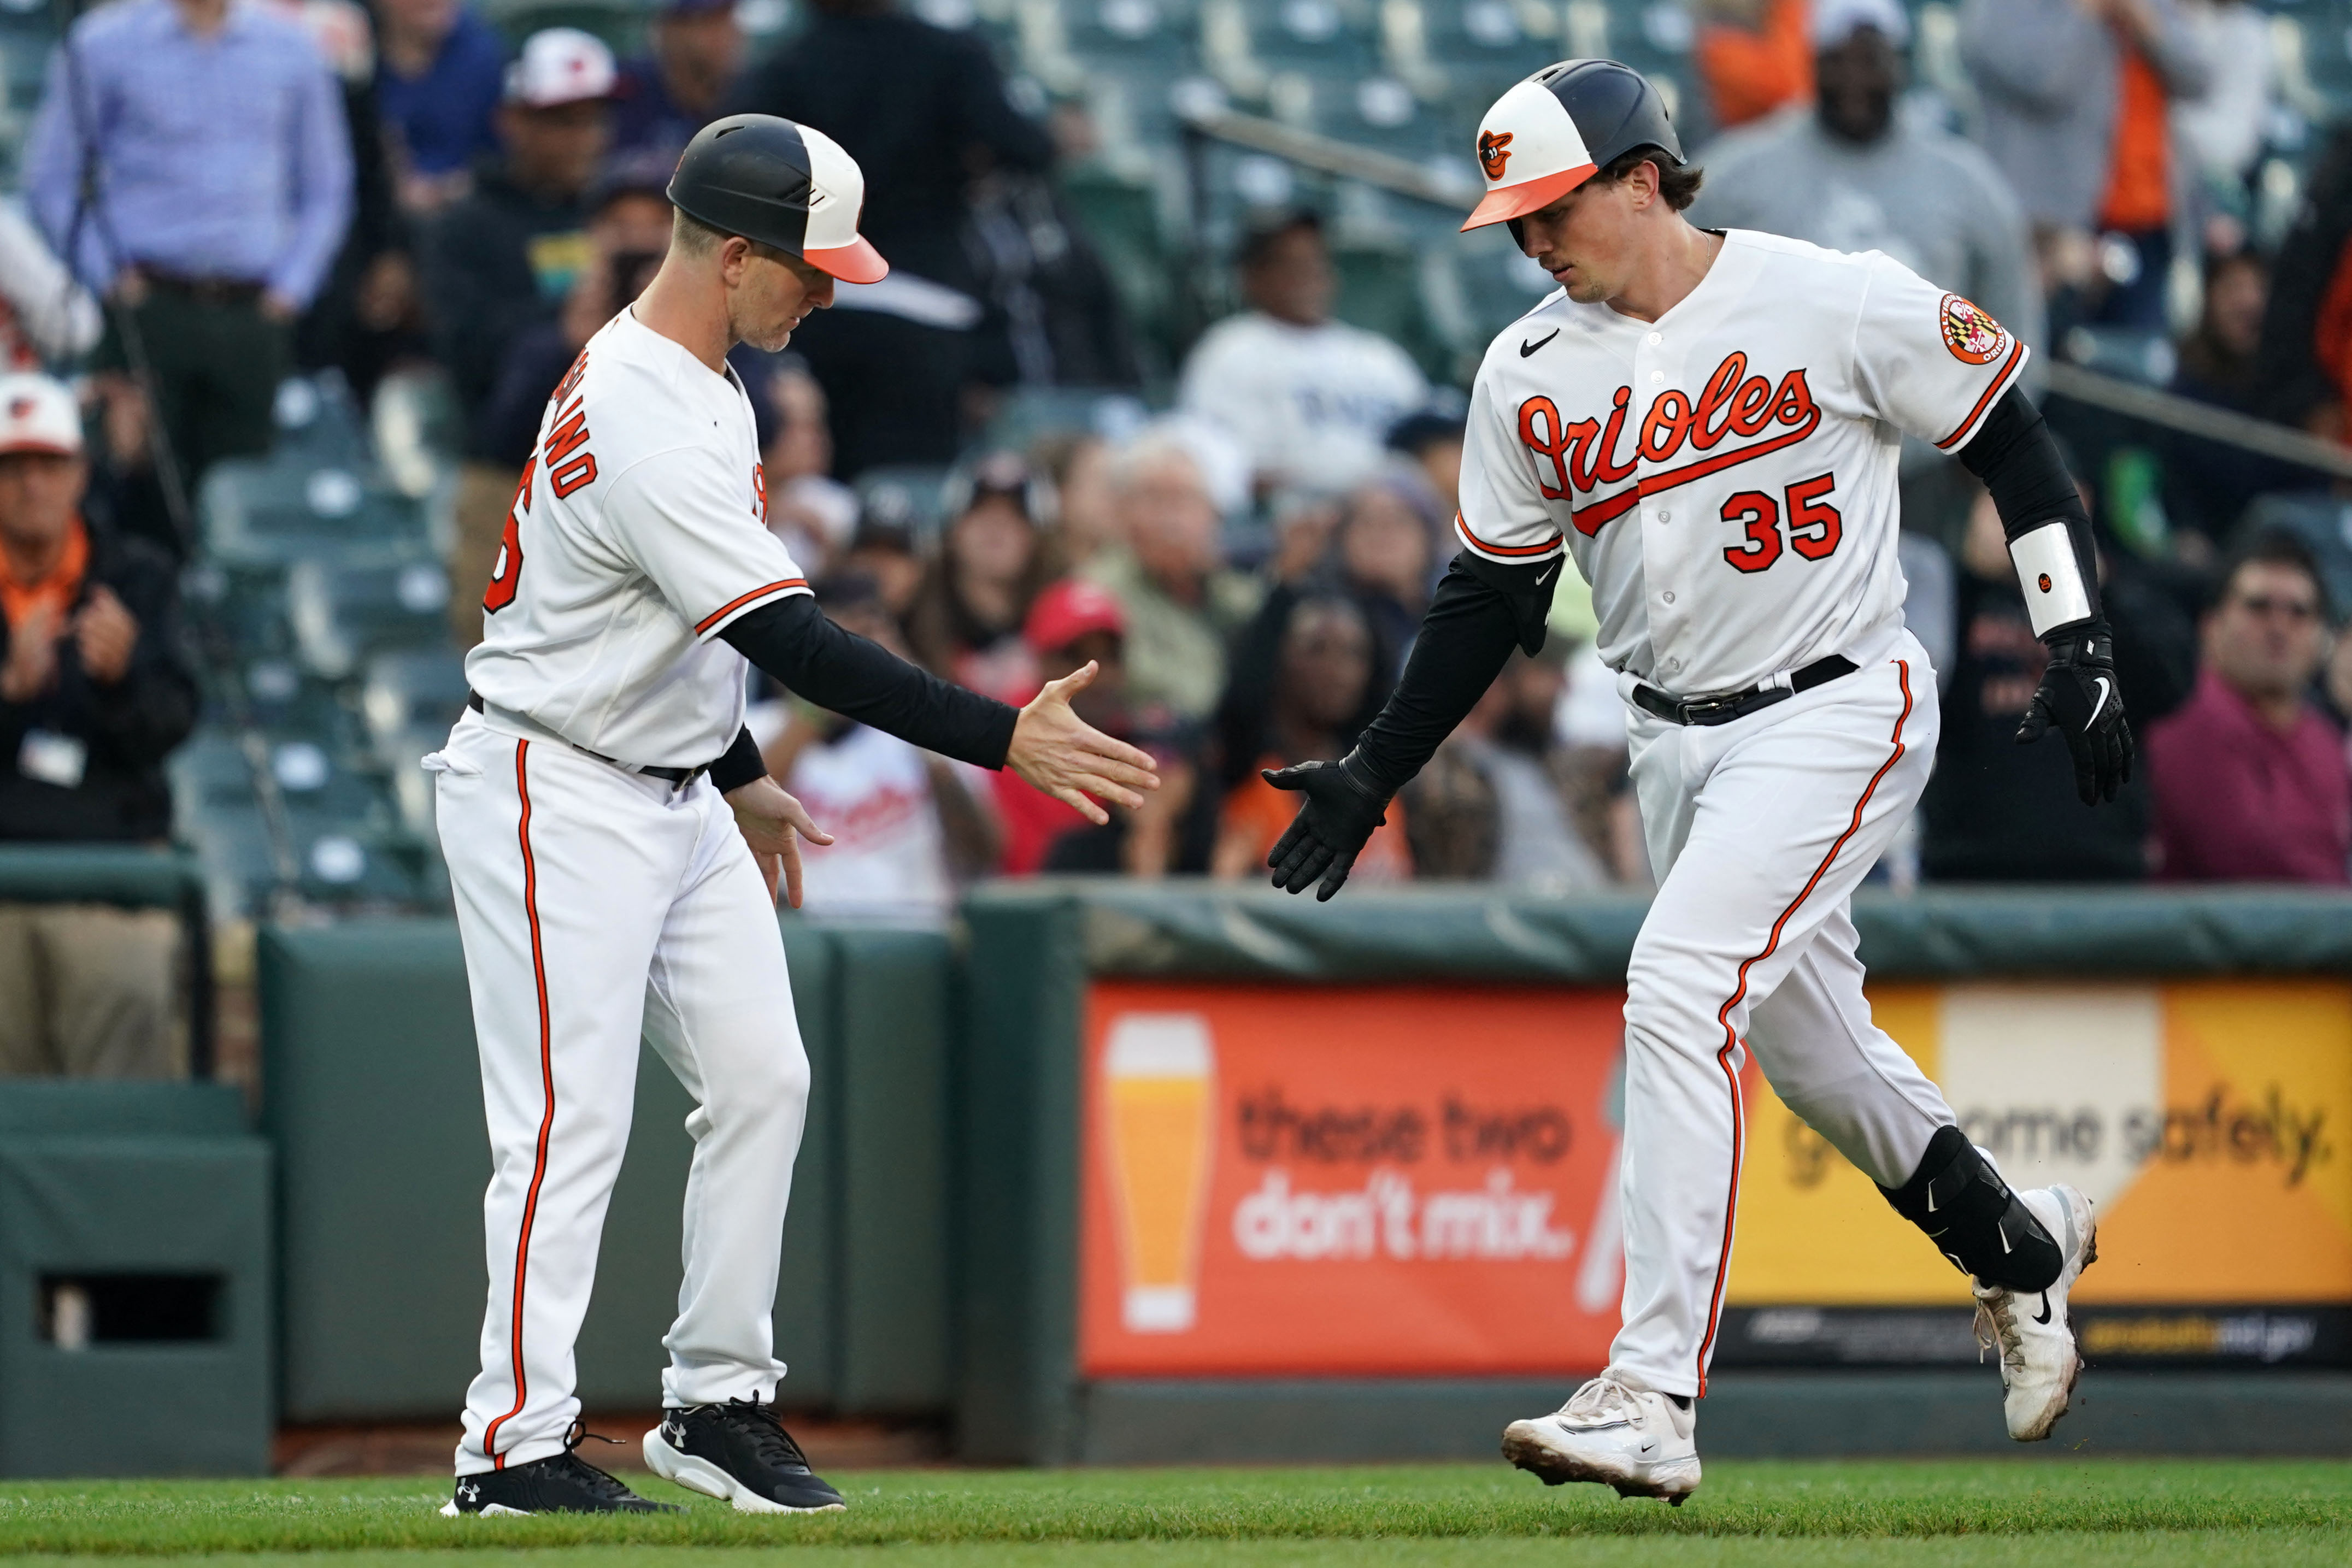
[612,0,745,163]
[271,0,426,402]
[0,199,102,369]
[965,170,1142,397]
[1408,647,1613,891]
[1695,0,2042,553]
[1210,596,1411,882]
[23,0,354,487]
[840,515,924,621]
[762,364,858,574]
[2171,0,2275,253]
[730,0,1054,476]
[754,576,998,921]
[1334,474,1437,678]
[1082,433,1262,723]
[994,577,1208,876]
[2148,532,2350,883]
[1695,0,1814,131]
[425,27,613,644]
[2166,252,2318,557]
[1032,430,1120,568]
[1178,211,1427,495]
[372,0,507,214]
[0,375,197,1077]
[1922,490,2188,880]
[904,452,1057,703]
[1385,408,1465,536]
[1961,0,2210,331]
[2256,121,2352,440]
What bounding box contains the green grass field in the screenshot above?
[0,1460,2345,1566]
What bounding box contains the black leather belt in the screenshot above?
[468,691,704,784]
[1632,655,1858,727]
[139,268,267,306]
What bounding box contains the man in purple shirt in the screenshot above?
[2148,530,2351,882]
[23,0,352,487]
[374,0,509,213]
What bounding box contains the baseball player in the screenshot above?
[1265,61,2127,1504]
[427,114,1157,1516]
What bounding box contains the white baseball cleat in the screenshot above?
[1973,1182,2098,1442]
[1500,1369,1700,1505]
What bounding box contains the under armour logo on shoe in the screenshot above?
[457,1481,479,1502]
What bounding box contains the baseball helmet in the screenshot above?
[667,114,889,283]
[1462,60,1683,233]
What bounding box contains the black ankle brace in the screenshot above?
[1878,1125,2061,1292]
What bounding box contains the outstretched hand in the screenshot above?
[1007,661,1161,824]
[725,775,834,908]
[1263,756,1392,901]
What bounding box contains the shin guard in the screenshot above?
[1878,1125,2061,1292]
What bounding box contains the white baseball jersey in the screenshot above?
[1178,310,1430,489]
[464,308,813,766]
[1456,229,2028,697]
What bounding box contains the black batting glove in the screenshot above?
[2015,618,2135,805]
[1262,754,1393,901]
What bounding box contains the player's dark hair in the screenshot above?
[1597,146,1704,211]
[2215,527,2334,622]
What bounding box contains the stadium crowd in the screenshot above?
[3,0,2352,1012]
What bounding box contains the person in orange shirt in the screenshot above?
[1961,0,2211,331]
[1695,0,1814,131]
[1212,595,1410,882]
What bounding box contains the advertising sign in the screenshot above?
[1078,982,1626,1377]
[1079,977,2352,1378]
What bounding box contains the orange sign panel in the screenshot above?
[1078,981,1628,1377]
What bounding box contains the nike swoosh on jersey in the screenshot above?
[1520,329,1561,357]
[2089,676,2113,724]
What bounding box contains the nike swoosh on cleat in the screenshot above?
[1521,329,1560,357]
[2089,676,2112,724]
[2033,1293,2053,1325]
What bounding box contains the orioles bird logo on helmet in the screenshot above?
[1479,130,1514,181]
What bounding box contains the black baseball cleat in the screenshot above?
[642,1395,847,1513]
[440,1425,677,1516]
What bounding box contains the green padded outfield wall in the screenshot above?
[955,882,2352,1463]
[258,917,910,1420]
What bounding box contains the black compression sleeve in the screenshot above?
[1955,385,2102,623]
[708,726,766,793]
[720,596,1019,769]
[1347,552,1538,798]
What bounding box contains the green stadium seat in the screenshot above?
[198,458,430,569]
[285,555,455,680]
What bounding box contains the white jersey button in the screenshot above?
[1665,658,1683,673]
[1662,591,1675,604]
[1657,510,1671,523]
[1650,370,1664,382]
[1647,331,1662,345]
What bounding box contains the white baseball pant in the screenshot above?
[428,711,809,1476]
[1612,627,1957,1398]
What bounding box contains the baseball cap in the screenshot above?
[1811,0,1911,49]
[505,28,618,109]
[1024,578,1125,655]
[0,374,83,458]
[1462,60,1681,232]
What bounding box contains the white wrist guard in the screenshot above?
[2008,521,2094,637]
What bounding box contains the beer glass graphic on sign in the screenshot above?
[1103,1013,1216,1333]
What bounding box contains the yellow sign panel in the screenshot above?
[1730,980,2352,1306]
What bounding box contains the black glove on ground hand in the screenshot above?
[1262,756,1392,901]
[2016,619,2134,805]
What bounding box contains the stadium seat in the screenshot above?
[285,555,455,680]
[199,458,431,568]
[856,465,955,543]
